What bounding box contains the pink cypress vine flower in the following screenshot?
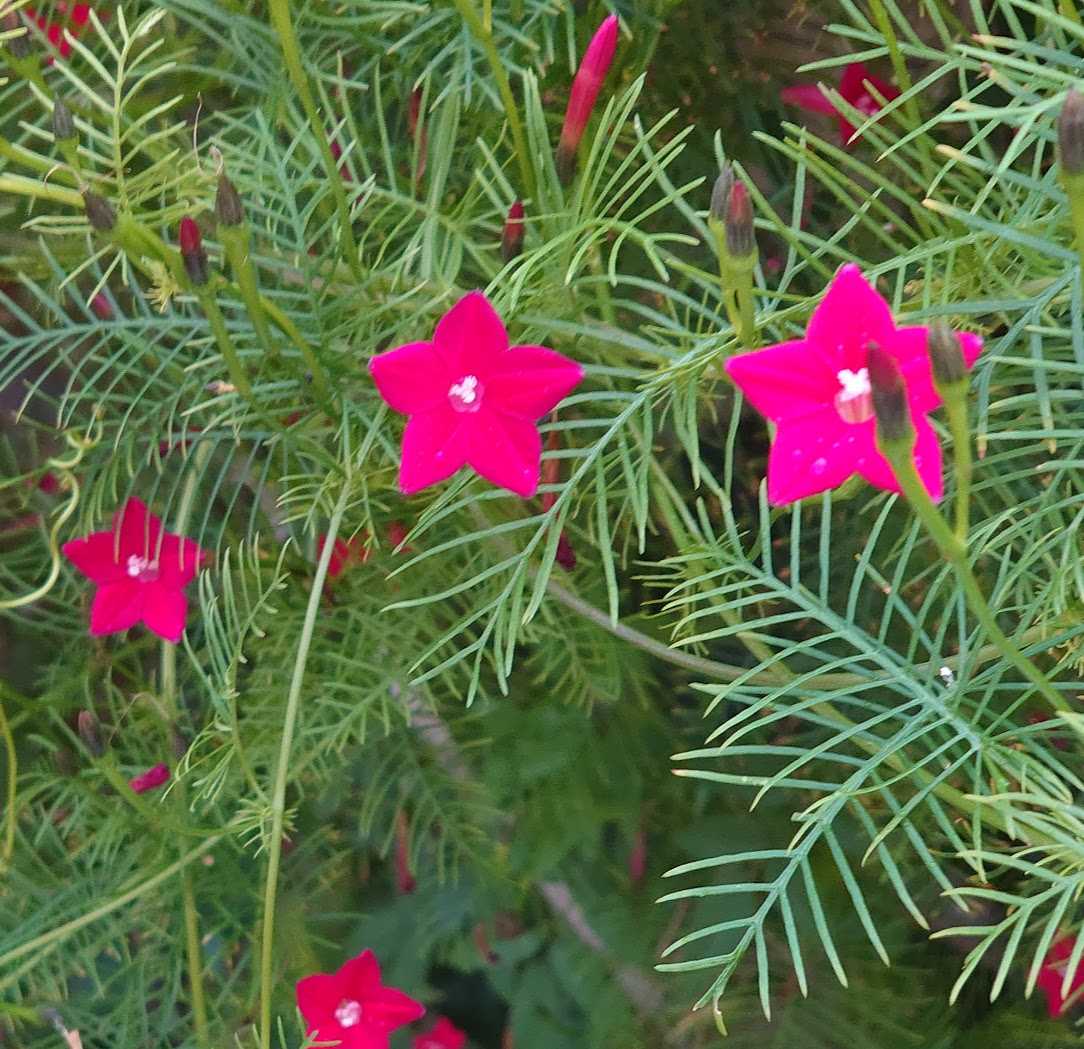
[295,949,425,1049]
[781,62,899,146]
[29,3,100,61]
[61,497,207,643]
[414,1017,467,1049]
[725,265,982,505]
[557,14,620,182]
[369,291,584,498]
[320,533,371,579]
[1038,937,1084,1016]
[128,763,170,794]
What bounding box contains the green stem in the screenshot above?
[0,694,15,870]
[882,440,1069,714]
[258,484,350,1049]
[0,173,82,207]
[197,290,255,402]
[1064,173,1084,273]
[221,227,278,361]
[266,0,363,281]
[943,390,972,542]
[867,0,919,125]
[449,0,535,201]
[734,280,757,349]
[258,294,335,409]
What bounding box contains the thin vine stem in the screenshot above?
[258,483,350,1049]
[944,394,972,542]
[0,692,16,870]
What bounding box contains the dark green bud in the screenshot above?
[710,166,733,225]
[82,190,116,233]
[3,12,29,60]
[215,172,244,227]
[77,709,105,758]
[1059,89,1084,178]
[52,99,76,144]
[928,321,966,388]
[867,341,913,444]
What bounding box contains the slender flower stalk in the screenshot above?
[928,321,972,541]
[708,166,757,348]
[556,14,619,184]
[1058,89,1084,272]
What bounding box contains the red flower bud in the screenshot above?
[556,15,619,184]
[90,292,113,320]
[501,200,525,262]
[178,217,208,286]
[128,763,170,794]
[724,179,754,258]
[555,532,576,571]
[867,341,912,444]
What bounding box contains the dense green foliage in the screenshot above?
[2,0,1084,1046]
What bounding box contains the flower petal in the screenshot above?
[157,532,206,589]
[432,291,508,375]
[113,497,162,560]
[369,341,452,415]
[365,986,426,1031]
[89,580,144,636]
[890,326,939,413]
[466,410,542,497]
[63,532,125,585]
[338,950,383,997]
[726,340,839,422]
[296,973,342,1024]
[485,345,584,419]
[840,62,898,105]
[766,411,860,505]
[805,264,896,372]
[399,407,469,494]
[780,83,839,116]
[856,413,943,501]
[142,587,189,643]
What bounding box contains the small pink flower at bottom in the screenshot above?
[129,763,170,794]
[782,62,899,145]
[296,950,424,1049]
[725,264,982,505]
[62,497,207,643]
[369,291,584,498]
[1038,937,1084,1016]
[414,1017,467,1049]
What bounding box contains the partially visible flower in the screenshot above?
[296,949,425,1049]
[414,1017,467,1049]
[179,217,208,286]
[90,292,113,320]
[29,2,96,61]
[628,824,647,886]
[500,200,525,263]
[320,534,371,579]
[62,497,207,643]
[556,14,620,182]
[781,62,899,145]
[555,533,576,571]
[129,763,170,794]
[369,291,584,498]
[724,264,982,505]
[1038,936,1084,1016]
[38,472,60,495]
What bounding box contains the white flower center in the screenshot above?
[833,367,874,424]
[854,92,878,116]
[126,554,159,581]
[448,374,484,413]
[334,999,363,1028]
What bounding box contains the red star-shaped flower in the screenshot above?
[1038,936,1084,1017]
[296,949,425,1049]
[62,497,207,643]
[369,291,584,498]
[725,264,982,505]
[781,62,900,145]
[413,1016,467,1049]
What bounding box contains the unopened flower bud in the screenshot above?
[170,727,190,760]
[1059,89,1084,178]
[867,341,913,444]
[77,709,104,757]
[928,321,966,388]
[82,190,115,232]
[215,173,244,227]
[555,532,576,571]
[52,99,76,143]
[709,166,733,226]
[501,200,525,262]
[556,14,620,184]
[179,216,208,286]
[3,12,29,60]
[724,179,755,258]
[129,763,170,794]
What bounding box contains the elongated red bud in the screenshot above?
[867,341,912,444]
[77,709,104,757]
[1059,89,1084,178]
[394,809,416,893]
[501,200,525,262]
[129,763,170,794]
[179,216,208,285]
[710,165,733,225]
[724,179,755,258]
[556,14,619,184]
[555,532,576,571]
[409,87,428,184]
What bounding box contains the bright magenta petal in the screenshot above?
[142,587,189,643]
[63,533,125,585]
[399,408,469,494]
[958,331,983,367]
[856,413,943,500]
[806,265,897,371]
[113,497,161,559]
[466,410,541,497]
[485,345,584,419]
[781,83,838,116]
[726,339,838,423]
[296,972,341,1023]
[766,411,859,504]
[365,986,427,1030]
[891,326,939,413]
[338,950,383,996]
[89,580,144,636]
[432,291,508,374]
[840,62,898,105]
[369,341,452,415]
[157,532,206,589]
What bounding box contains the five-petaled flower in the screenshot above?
[781,62,899,145]
[369,291,584,498]
[413,1016,467,1049]
[62,497,207,643]
[725,264,982,505]
[129,763,170,795]
[296,949,425,1049]
[1038,936,1084,1017]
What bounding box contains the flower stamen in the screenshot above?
[448,374,484,413]
[833,366,874,424]
[334,999,363,1028]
